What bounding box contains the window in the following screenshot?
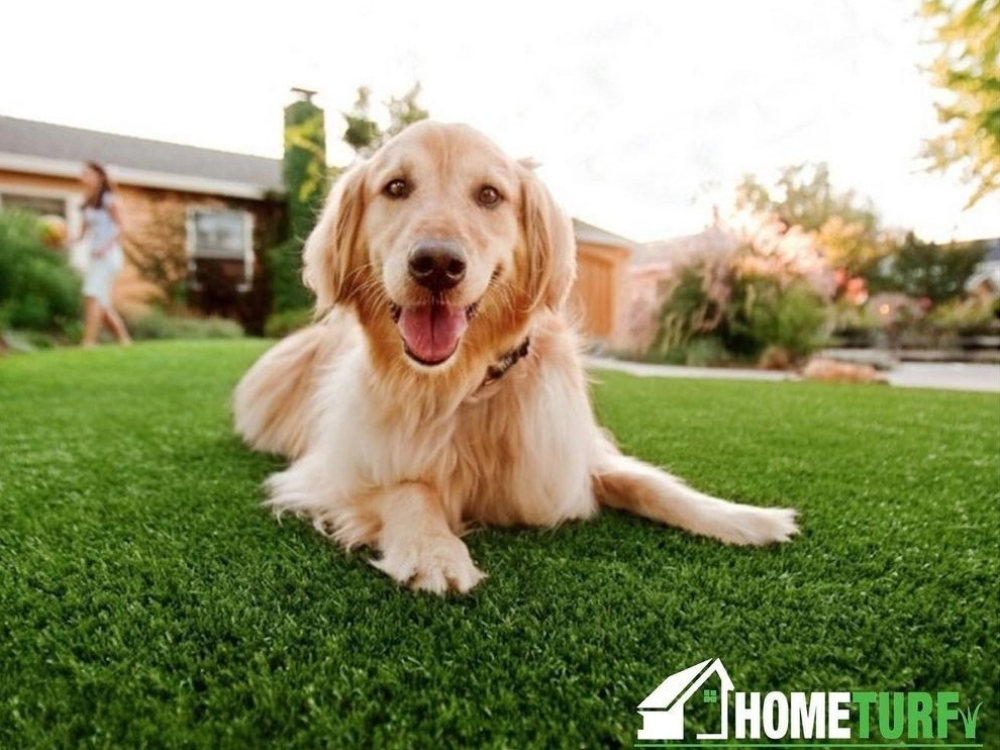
[189,208,252,260]
[186,207,255,291]
[0,191,68,217]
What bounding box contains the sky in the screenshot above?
[2,0,998,244]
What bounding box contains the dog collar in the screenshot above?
[481,337,530,388]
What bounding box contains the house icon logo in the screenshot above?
[637,658,734,741]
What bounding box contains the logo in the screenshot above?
[636,658,984,747]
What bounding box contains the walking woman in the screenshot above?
[78,161,131,347]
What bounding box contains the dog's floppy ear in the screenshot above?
[302,163,368,312]
[518,164,577,311]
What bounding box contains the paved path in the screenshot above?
[585,357,1000,394]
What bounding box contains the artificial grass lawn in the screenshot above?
[1,340,997,750]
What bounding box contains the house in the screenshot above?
[0,114,284,329]
[572,219,635,342]
[964,239,1000,302]
[1,114,633,339]
[637,658,734,741]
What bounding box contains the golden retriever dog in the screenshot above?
[234,122,797,594]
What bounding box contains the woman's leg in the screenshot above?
[81,296,102,347]
[101,307,132,345]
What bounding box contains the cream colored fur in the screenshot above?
[233,122,797,594]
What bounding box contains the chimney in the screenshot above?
[290,86,317,104]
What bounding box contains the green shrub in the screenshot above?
[927,297,997,332]
[829,301,881,347]
[265,238,314,314]
[125,310,245,340]
[725,275,829,363]
[651,256,829,368]
[0,210,81,332]
[264,307,313,338]
[681,336,732,367]
[652,260,728,357]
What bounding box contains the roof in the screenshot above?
[965,265,1000,293]
[984,239,1000,263]
[638,658,733,710]
[0,115,282,199]
[572,218,636,249]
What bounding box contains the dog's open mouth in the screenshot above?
[392,301,479,366]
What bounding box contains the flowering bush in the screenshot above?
[645,209,833,367]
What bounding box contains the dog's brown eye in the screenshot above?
[477,185,502,208]
[383,178,411,199]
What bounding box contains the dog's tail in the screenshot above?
[592,439,798,546]
[233,320,344,459]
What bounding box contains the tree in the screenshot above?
[267,92,328,314]
[283,95,328,244]
[736,163,886,277]
[342,87,381,156]
[920,0,1000,206]
[342,83,429,157]
[737,163,876,233]
[866,232,987,303]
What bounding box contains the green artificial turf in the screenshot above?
[1,340,997,750]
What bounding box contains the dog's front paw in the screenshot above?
[372,533,485,595]
[718,505,799,546]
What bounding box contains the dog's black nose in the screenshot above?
[408,240,467,293]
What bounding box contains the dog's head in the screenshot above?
[303,121,575,370]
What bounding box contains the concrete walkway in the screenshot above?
[586,356,1000,394]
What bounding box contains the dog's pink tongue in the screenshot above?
[399,303,468,364]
